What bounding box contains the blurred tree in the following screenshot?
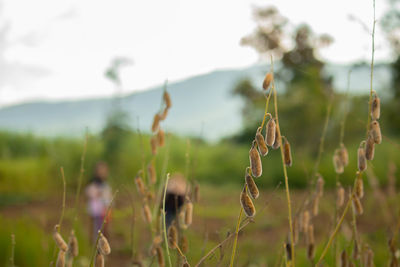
[233,6,333,149]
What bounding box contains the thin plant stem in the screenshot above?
[73,132,88,228]
[162,174,173,267]
[10,234,15,267]
[58,167,67,227]
[229,206,243,267]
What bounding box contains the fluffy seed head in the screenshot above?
[148,162,157,185]
[365,134,375,161]
[98,232,111,255]
[185,201,193,226]
[157,129,165,147]
[263,72,273,90]
[316,174,324,197]
[53,226,68,252]
[302,210,310,233]
[370,120,382,144]
[355,176,364,199]
[68,230,79,257]
[240,187,256,217]
[143,203,152,223]
[272,125,281,149]
[283,137,292,167]
[333,150,344,174]
[352,195,363,215]
[371,93,380,120]
[168,225,178,249]
[164,91,172,109]
[152,114,161,133]
[339,143,349,167]
[245,167,259,199]
[255,127,268,156]
[95,252,105,267]
[266,118,276,146]
[337,186,345,207]
[181,235,189,253]
[357,142,367,172]
[249,141,262,178]
[156,246,165,267]
[56,250,66,267]
[135,174,146,196]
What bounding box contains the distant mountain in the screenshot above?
[0,63,391,141]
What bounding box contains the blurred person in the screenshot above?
[162,173,189,227]
[85,161,112,242]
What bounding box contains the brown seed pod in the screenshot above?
[249,140,262,178]
[333,150,344,174]
[56,250,66,267]
[185,201,193,226]
[339,143,349,167]
[245,167,259,199]
[365,247,374,267]
[272,125,281,149]
[390,256,398,267]
[370,120,382,144]
[156,246,165,267]
[307,243,315,260]
[355,177,364,199]
[312,196,319,216]
[337,185,345,207]
[98,232,111,255]
[283,137,292,167]
[68,230,79,257]
[263,72,273,90]
[255,127,268,156]
[143,203,152,223]
[371,93,380,120]
[240,187,256,217]
[135,174,146,196]
[95,252,105,267]
[194,183,200,203]
[265,117,276,147]
[168,225,178,249]
[160,107,169,120]
[151,136,158,155]
[357,142,367,172]
[148,162,157,185]
[181,235,189,253]
[352,195,363,215]
[53,226,68,252]
[340,250,348,267]
[365,134,375,161]
[157,129,165,147]
[307,224,315,245]
[285,243,292,261]
[152,114,161,133]
[164,91,172,109]
[302,210,310,233]
[182,261,190,267]
[316,174,324,197]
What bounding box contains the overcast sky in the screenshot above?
[0,0,392,106]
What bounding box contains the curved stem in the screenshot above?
[162,174,173,267]
[229,207,243,267]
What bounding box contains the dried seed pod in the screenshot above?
[148,162,157,185]
[135,174,146,196]
[181,235,189,253]
[157,129,165,147]
[340,250,348,267]
[285,243,292,261]
[365,134,375,161]
[370,120,382,144]
[272,125,281,149]
[355,177,364,199]
[164,91,172,109]
[53,226,68,252]
[143,203,152,223]
[152,114,161,133]
[265,118,276,147]
[146,191,155,202]
[56,250,66,267]
[307,225,315,245]
[95,252,105,267]
[316,174,324,197]
[307,243,315,260]
[312,196,319,216]
[365,247,374,267]
[249,140,262,178]
[185,201,193,226]
[245,167,259,199]
[371,93,380,120]
[160,107,169,120]
[333,150,344,174]
[240,187,256,217]
[352,195,363,215]
[283,137,292,167]
[68,230,79,257]
[156,246,165,267]
[151,136,158,155]
[357,142,367,172]
[255,127,268,156]
[168,225,178,249]
[98,232,111,255]
[339,143,349,166]
[302,210,310,233]
[337,186,345,207]
[263,72,273,90]
[194,183,200,202]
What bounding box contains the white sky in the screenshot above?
[0,0,392,106]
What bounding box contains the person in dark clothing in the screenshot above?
[163,173,188,227]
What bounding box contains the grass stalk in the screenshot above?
[162,173,173,267]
